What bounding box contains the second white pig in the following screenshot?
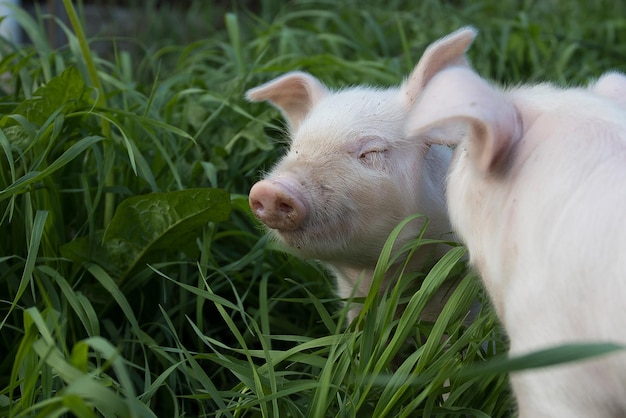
[247,27,477,323]
[406,62,626,416]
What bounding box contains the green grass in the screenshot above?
[1,0,625,416]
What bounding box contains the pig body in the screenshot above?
[407,61,626,416]
[247,28,477,323]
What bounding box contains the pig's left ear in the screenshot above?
[406,67,521,173]
[400,26,477,107]
[245,71,329,132]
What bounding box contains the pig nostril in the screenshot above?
[279,202,293,214]
[250,199,265,214]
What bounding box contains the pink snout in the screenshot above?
[249,179,307,230]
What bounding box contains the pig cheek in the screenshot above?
[283,172,390,263]
[370,189,411,244]
[331,173,409,261]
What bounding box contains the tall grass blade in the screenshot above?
[1,210,47,329]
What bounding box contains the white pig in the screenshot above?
[406,62,626,416]
[246,27,477,323]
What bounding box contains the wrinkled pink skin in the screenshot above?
[407,61,626,416]
[247,27,477,323]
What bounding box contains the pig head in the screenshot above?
[247,27,477,323]
[406,64,626,416]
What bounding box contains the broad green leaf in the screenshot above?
[3,66,87,128]
[63,188,231,283]
[60,230,118,275]
[103,188,230,277]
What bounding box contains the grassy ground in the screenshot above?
[1,0,625,417]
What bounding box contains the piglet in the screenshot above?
[247,27,476,323]
[406,61,626,416]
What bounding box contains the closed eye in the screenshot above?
[351,136,389,169]
[358,148,387,168]
[359,148,382,160]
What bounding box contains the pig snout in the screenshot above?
[249,179,307,230]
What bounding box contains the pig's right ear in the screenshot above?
[406,67,521,173]
[245,71,329,131]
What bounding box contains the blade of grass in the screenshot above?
[61,0,114,227]
[0,210,47,329]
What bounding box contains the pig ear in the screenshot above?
[245,71,329,131]
[400,26,477,107]
[406,67,521,173]
[591,71,626,109]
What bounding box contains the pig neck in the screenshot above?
[330,144,453,300]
